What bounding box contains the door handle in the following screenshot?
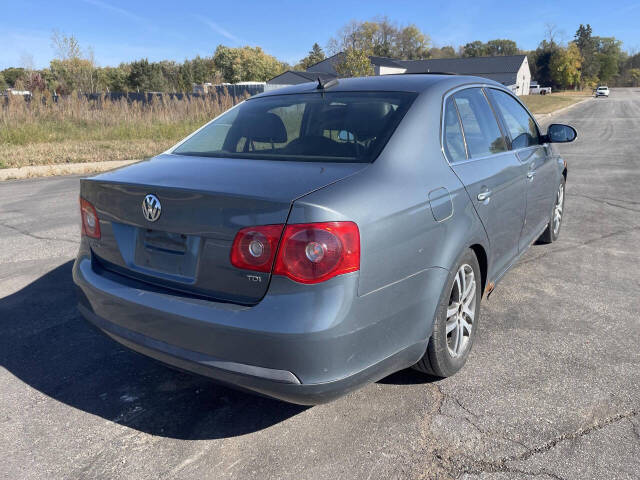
[477,190,492,202]
[527,171,536,179]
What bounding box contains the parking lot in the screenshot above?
[1,88,639,479]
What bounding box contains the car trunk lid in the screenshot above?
[81,153,366,304]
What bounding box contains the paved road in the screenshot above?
[1,89,639,480]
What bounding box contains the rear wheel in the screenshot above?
[413,249,481,378]
[538,178,565,244]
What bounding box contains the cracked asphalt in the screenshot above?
[1,88,639,480]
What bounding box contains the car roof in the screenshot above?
[253,74,505,98]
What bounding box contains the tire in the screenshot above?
[537,178,565,244]
[413,249,481,378]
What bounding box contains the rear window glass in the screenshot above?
[172,91,417,163]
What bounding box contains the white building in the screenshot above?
[267,53,532,97]
[370,55,531,96]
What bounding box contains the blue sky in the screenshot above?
[1,0,639,70]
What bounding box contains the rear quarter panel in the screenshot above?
[289,85,490,297]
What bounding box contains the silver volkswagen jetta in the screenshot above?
[73,74,576,404]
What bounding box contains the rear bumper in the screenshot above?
[79,303,425,404]
[73,252,447,404]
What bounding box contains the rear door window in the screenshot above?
[453,88,507,158]
[486,88,540,149]
[443,97,467,162]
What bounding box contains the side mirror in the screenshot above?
[546,124,577,143]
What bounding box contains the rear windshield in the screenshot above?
[172,91,417,163]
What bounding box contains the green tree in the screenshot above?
[127,59,168,91]
[97,66,129,92]
[595,36,622,83]
[574,24,600,86]
[213,45,285,83]
[212,46,235,81]
[617,52,640,86]
[630,68,640,86]
[532,39,563,88]
[394,25,430,59]
[462,40,488,57]
[1,67,26,87]
[353,18,402,57]
[50,57,96,93]
[429,46,456,58]
[192,56,217,83]
[328,18,430,60]
[178,55,219,91]
[627,53,640,70]
[330,19,386,55]
[298,43,326,69]
[0,72,6,90]
[49,31,98,93]
[156,60,182,91]
[462,39,519,57]
[371,17,397,57]
[335,48,374,77]
[486,39,519,56]
[550,43,582,89]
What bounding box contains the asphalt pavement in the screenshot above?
[1,88,639,480]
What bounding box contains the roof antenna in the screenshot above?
[316,77,339,90]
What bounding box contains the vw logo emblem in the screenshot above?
[142,194,161,222]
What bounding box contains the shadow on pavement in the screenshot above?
[0,261,306,440]
[377,367,437,385]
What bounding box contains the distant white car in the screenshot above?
[529,83,552,95]
[595,86,610,97]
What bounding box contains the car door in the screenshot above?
[485,88,558,251]
[443,87,527,279]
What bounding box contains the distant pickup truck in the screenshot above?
[529,83,552,95]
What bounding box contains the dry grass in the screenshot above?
[549,90,594,97]
[521,93,590,115]
[0,160,139,181]
[0,139,178,168]
[0,93,240,169]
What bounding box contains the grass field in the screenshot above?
[521,91,592,115]
[0,93,239,169]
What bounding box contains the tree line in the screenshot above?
[528,24,640,89]
[2,20,639,94]
[0,32,286,95]
[326,19,640,89]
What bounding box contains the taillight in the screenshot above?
[230,221,360,284]
[230,224,284,272]
[274,222,360,284]
[80,197,101,239]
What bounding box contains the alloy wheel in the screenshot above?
[446,264,476,357]
[553,183,564,236]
